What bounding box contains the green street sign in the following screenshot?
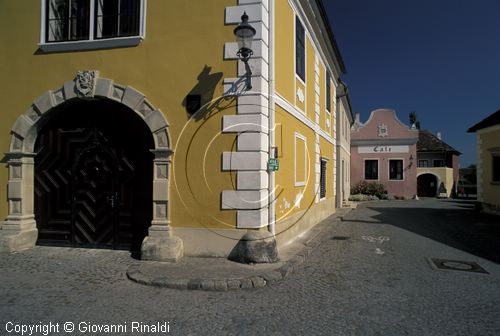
[268,158,279,171]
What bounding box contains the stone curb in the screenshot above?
[126,209,352,291]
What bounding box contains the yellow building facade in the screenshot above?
[0,0,347,261]
[468,110,500,215]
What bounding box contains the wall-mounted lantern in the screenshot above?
[233,11,256,90]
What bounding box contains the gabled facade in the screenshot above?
[351,109,419,199]
[0,0,347,261]
[416,130,460,198]
[468,109,500,215]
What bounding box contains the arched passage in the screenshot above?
[417,173,439,197]
[0,71,183,260]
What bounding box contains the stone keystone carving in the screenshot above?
[75,70,99,97]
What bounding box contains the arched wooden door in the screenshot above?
[34,99,154,250]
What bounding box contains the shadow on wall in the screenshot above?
[182,65,237,121]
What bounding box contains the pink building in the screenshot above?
[351,109,419,198]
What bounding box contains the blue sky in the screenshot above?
[323,0,500,167]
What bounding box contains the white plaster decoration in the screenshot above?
[223,77,269,97]
[225,4,269,28]
[378,123,389,137]
[294,132,307,187]
[94,78,114,98]
[52,88,65,105]
[25,107,41,123]
[75,70,98,97]
[275,93,335,145]
[238,57,269,78]
[237,132,269,152]
[238,0,269,11]
[237,208,268,228]
[111,85,125,101]
[222,152,268,171]
[1,73,179,260]
[11,116,34,139]
[237,95,269,115]
[63,80,77,100]
[121,87,145,110]
[145,110,168,133]
[222,190,268,209]
[296,87,305,103]
[223,0,271,230]
[222,114,269,133]
[33,91,56,115]
[237,171,268,190]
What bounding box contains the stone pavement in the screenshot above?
[1,199,499,335]
[127,207,353,290]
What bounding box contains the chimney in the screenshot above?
[355,113,360,123]
[437,132,442,140]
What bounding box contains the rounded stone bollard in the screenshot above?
[237,230,279,264]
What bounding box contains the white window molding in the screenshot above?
[294,132,307,186]
[39,0,146,52]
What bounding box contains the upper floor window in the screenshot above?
[418,160,429,167]
[433,159,444,167]
[326,72,331,112]
[295,17,305,81]
[46,0,90,42]
[41,0,145,51]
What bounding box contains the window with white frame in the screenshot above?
[42,0,145,49]
[326,72,331,112]
[295,16,305,81]
[364,160,378,180]
[389,159,403,180]
[294,133,307,186]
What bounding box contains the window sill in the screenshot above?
[38,36,143,52]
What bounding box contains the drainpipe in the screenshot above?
[268,0,276,235]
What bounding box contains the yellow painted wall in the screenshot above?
[275,0,295,103]
[479,129,500,207]
[274,105,316,226]
[0,0,237,228]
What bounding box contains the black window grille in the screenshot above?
[320,159,327,198]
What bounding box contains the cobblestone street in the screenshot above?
[1,199,499,335]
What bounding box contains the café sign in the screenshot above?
[358,145,409,154]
